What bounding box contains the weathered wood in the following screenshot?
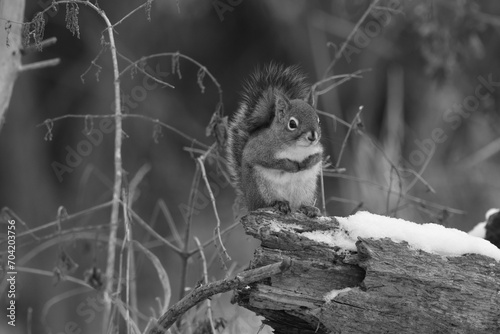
[235,210,500,334]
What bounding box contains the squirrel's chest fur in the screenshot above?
[253,161,321,210]
[241,141,323,211]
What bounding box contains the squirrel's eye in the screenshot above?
[288,117,299,130]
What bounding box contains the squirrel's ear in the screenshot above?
[274,94,290,121]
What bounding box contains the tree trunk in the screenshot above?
[0,0,25,130]
[235,211,500,334]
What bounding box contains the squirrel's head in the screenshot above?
[270,94,322,149]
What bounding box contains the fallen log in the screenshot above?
[235,210,500,334]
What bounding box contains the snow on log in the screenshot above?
[235,210,500,334]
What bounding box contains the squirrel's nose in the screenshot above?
[307,131,318,143]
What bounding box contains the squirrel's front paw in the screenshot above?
[299,205,321,218]
[271,200,291,215]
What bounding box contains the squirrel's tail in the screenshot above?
[226,63,310,193]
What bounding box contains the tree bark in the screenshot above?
[235,210,500,334]
[0,0,25,130]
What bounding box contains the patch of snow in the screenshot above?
[467,208,500,238]
[269,221,282,232]
[269,221,303,233]
[324,287,352,302]
[468,222,486,238]
[302,228,355,251]
[486,208,500,220]
[302,211,500,261]
[316,216,331,222]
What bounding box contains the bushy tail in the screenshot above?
[226,63,310,194]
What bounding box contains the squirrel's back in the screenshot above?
[226,63,310,193]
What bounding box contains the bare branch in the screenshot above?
[323,0,381,77]
[148,259,291,334]
[12,201,112,240]
[37,113,210,150]
[127,207,183,255]
[21,36,57,53]
[19,58,60,72]
[194,237,216,334]
[117,51,174,88]
[335,106,364,169]
[324,172,465,216]
[197,146,231,267]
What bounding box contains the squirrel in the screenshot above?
[226,63,323,217]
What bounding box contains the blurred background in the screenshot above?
[1,0,500,333]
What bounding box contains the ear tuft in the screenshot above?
[274,94,290,121]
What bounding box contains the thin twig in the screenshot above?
[148,259,291,334]
[460,137,500,169]
[194,237,216,334]
[358,130,404,215]
[400,168,436,194]
[21,36,57,53]
[127,207,183,255]
[41,287,90,333]
[13,201,112,239]
[37,113,210,150]
[311,69,370,105]
[183,147,228,166]
[158,200,183,248]
[118,52,224,108]
[312,72,364,92]
[18,58,61,72]
[112,2,150,29]
[14,224,109,256]
[132,241,172,315]
[32,3,127,324]
[113,299,142,334]
[15,231,117,271]
[387,166,394,214]
[187,220,240,257]
[1,207,40,241]
[126,164,149,326]
[128,164,152,205]
[68,1,127,327]
[320,167,326,215]
[179,164,201,300]
[405,145,435,193]
[324,172,465,215]
[335,106,363,169]
[17,266,92,287]
[323,0,381,78]
[316,110,351,128]
[117,51,174,88]
[120,53,222,94]
[197,147,231,267]
[120,190,133,334]
[27,307,33,334]
[315,73,364,96]
[80,45,106,83]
